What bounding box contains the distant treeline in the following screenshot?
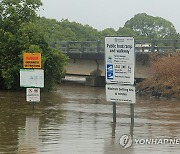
[37,13,180,50]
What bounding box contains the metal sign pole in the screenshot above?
[32,102,35,111]
[130,104,134,126]
[130,103,134,140]
[113,102,116,123]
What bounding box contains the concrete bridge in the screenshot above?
[59,40,179,86]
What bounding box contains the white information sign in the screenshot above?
[20,69,44,88]
[106,84,136,103]
[105,37,135,84]
[26,88,40,102]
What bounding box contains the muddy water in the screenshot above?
[0,84,180,154]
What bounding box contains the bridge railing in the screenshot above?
[135,39,180,53]
[59,41,104,53]
[58,39,180,54]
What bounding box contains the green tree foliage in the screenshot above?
[117,27,144,39]
[60,19,100,41]
[124,13,178,39]
[44,49,68,90]
[37,13,179,49]
[36,18,100,49]
[0,0,67,90]
[99,28,117,39]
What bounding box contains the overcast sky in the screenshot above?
[39,0,180,33]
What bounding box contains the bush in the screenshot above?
[0,0,68,90]
[23,45,68,91]
[43,49,68,90]
[137,53,180,99]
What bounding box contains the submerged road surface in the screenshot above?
[0,84,180,154]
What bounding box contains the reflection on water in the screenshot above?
[19,117,39,153]
[0,84,180,154]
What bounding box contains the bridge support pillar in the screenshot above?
[85,76,105,87]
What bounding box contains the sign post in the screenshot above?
[113,102,116,123]
[130,104,134,126]
[105,36,136,124]
[20,52,44,111]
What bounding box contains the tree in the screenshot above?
[0,0,42,31]
[36,18,100,48]
[0,0,43,89]
[117,27,143,39]
[124,13,178,39]
[100,28,117,39]
[0,0,67,90]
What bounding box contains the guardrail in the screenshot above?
[57,39,180,53]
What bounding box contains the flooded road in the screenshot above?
[0,84,180,154]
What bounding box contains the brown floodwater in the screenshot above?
[0,84,180,154]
